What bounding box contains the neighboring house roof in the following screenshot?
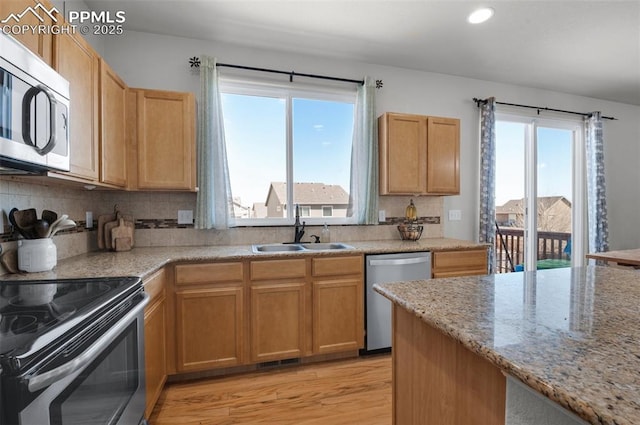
[266,182,349,205]
[496,196,571,214]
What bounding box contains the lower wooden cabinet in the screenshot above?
[249,258,307,362]
[174,262,245,372]
[312,256,364,354]
[251,282,306,362]
[143,269,167,419]
[432,249,489,278]
[170,255,365,374]
[175,287,244,371]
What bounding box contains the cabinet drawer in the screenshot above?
[432,249,487,274]
[175,262,243,285]
[143,268,165,303]
[250,259,306,281]
[312,256,363,277]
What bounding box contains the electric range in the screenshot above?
[0,277,148,425]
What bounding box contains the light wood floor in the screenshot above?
[149,354,391,425]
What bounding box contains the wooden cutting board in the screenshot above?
[97,213,116,249]
[111,218,134,252]
[101,214,134,250]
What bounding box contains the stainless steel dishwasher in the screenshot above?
[365,251,431,351]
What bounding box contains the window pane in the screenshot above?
[221,93,286,219]
[536,127,572,268]
[292,98,353,218]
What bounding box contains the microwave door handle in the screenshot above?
[26,293,149,393]
[21,84,58,155]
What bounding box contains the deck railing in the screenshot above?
[495,227,571,273]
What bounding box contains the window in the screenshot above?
[494,113,585,272]
[220,79,356,225]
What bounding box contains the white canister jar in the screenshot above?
[18,238,57,272]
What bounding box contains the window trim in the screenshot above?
[219,77,357,226]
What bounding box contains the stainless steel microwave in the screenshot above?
[0,34,70,174]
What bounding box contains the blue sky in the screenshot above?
[495,121,573,206]
[221,93,353,207]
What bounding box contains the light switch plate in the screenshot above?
[178,210,193,224]
[448,209,462,221]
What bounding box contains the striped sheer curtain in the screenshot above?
[194,55,235,229]
[585,112,609,254]
[478,98,496,273]
[349,76,378,224]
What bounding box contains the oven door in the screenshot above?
[17,293,148,425]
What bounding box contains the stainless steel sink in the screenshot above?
[251,242,354,253]
[252,244,306,253]
[302,242,354,250]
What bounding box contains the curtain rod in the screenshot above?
[472,97,616,120]
[188,56,377,86]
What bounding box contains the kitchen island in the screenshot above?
[375,266,640,425]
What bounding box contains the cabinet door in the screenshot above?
[144,296,166,419]
[432,249,488,278]
[251,282,306,363]
[379,113,427,195]
[176,287,244,372]
[427,117,460,194]
[54,31,99,180]
[100,60,127,186]
[136,89,195,190]
[0,0,54,65]
[313,278,363,354]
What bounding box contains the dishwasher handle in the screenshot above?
[368,256,430,267]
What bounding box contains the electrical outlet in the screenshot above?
[378,210,386,222]
[177,210,193,225]
[448,210,462,221]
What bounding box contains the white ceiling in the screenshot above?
[84,0,640,106]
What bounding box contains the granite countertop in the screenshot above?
[0,237,485,281]
[375,266,640,425]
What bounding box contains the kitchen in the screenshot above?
[1,1,640,424]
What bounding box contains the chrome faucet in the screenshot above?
[294,204,305,243]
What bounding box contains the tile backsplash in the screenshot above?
[1,178,444,272]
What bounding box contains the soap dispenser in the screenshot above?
[321,223,331,243]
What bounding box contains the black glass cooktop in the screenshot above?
[0,277,141,370]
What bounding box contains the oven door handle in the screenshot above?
[27,292,149,393]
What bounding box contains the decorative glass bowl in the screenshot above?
[397,223,423,241]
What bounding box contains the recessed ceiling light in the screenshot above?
[468,7,494,24]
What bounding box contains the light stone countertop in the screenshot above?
[375,266,640,425]
[0,237,485,281]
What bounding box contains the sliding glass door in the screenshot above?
[495,114,585,272]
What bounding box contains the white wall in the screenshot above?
[101,30,640,250]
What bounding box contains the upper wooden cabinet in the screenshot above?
[0,0,55,65]
[53,30,100,181]
[100,60,128,187]
[379,112,460,195]
[131,89,196,191]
